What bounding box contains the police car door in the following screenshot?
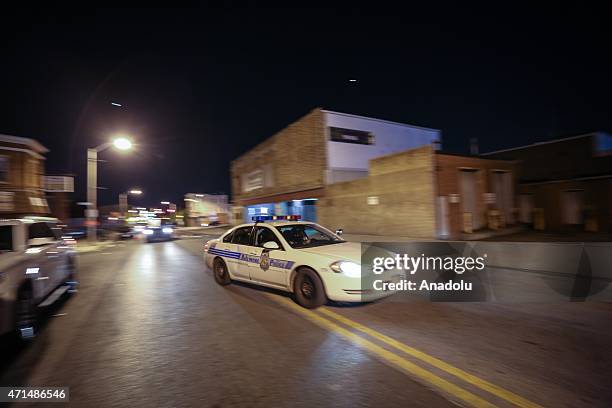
[225,226,253,279]
[249,226,290,289]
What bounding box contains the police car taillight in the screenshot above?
[251,215,302,222]
[204,241,210,252]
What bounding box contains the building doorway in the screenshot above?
[493,170,514,224]
[561,190,584,225]
[519,194,534,224]
[436,196,450,238]
[460,169,482,230]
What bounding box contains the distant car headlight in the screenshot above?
[162,227,173,234]
[143,229,154,235]
[330,261,361,278]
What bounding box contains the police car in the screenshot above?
[204,216,395,308]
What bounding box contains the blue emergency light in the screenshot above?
[252,215,302,222]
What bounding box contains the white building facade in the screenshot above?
[324,110,440,184]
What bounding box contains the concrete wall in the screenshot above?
[318,145,437,237]
[231,108,326,205]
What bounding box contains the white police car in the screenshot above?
[204,216,395,308]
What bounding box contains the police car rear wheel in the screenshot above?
[213,258,231,286]
[294,268,326,309]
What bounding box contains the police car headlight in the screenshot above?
[162,227,173,234]
[143,229,154,235]
[330,261,361,278]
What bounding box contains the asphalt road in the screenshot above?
[1,237,611,407]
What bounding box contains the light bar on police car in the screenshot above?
[251,215,302,222]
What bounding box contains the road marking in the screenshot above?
[266,294,497,408]
[318,307,543,408]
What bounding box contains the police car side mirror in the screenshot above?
[335,228,343,236]
[263,241,280,250]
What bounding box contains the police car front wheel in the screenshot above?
[213,258,231,286]
[293,267,327,309]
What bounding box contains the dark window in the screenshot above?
[0,225,13,251]
[329,127,374,145]
[28,222,55,240]
[231,226,253,245]
[222,230,234,243]
[253,226,283,249]
[0,156,8,182]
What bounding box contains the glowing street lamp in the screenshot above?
[113,137,132,151]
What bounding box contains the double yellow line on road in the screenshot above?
[266,294,543,408]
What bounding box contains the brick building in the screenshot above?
[231,108,440,224]
[44,175,75,222]
[484,132,612,232]
[318,146,516,239]
[231,109,517,239]
[0,134,50,217]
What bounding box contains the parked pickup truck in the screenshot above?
[0,217,77,340]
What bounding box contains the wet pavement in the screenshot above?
[1,237,611,407]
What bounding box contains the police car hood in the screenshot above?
[297,242,361,263]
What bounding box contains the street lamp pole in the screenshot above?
[86,148,101,243]
[86,138,133,242]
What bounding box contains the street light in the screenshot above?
[87,136,134,242]
[113,137,132,151]
[119,189,143,218]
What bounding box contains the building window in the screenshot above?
[0,225,13,251]
[29,197,48,208]
[242,169,264,193]
[0,156,8,182]
[0,191,14,211]
[25,159,38,186]
[329,127,374,145]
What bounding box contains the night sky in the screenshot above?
[1,4,611,207]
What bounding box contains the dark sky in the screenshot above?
[1,4,611,207]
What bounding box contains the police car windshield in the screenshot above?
[275,224,344,249]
